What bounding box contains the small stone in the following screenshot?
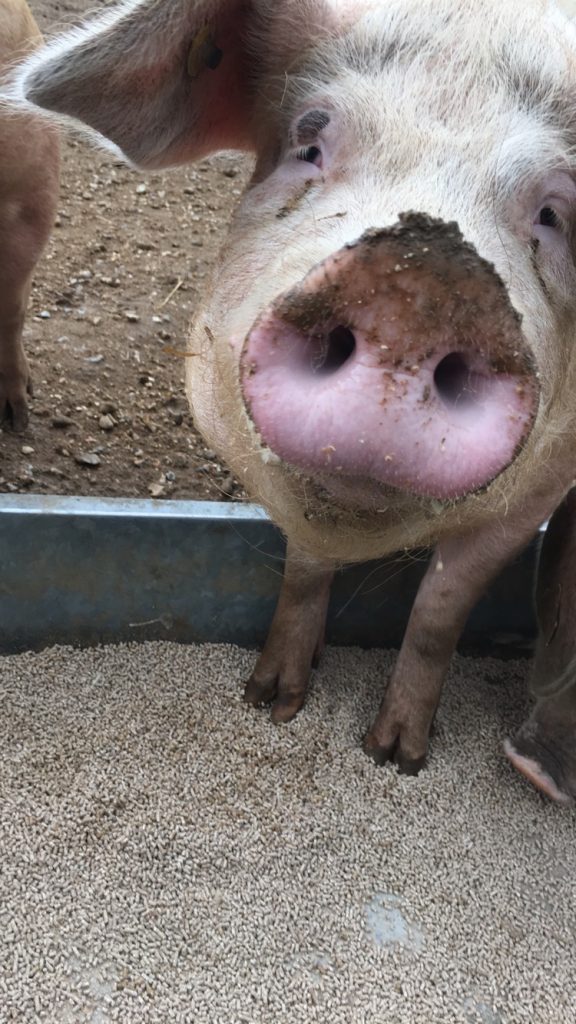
[136,183,147,194]
[86,354,104,364]
[136,241,156,251]
[220,477,235,496]
[51,416,75,429]
[21,446,35,455]
[172,453,188,469]
[99,415,116,431]
[148,482,166,498]
[39,310,51,319]
[75,452,101,467]
[125,311,140,323]
[100,402,117,416]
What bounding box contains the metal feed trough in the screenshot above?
[0,494,538,656]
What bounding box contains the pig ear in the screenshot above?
[15,0,330,169]
[14,0,257,168]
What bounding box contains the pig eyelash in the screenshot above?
[296,145,323,168]
[537,206,563,229]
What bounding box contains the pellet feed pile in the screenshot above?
[0,641,574,1024]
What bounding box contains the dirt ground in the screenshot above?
[0,0,250,502]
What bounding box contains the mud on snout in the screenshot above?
[240,213,540,503]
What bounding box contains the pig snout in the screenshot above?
[241,214,540,501]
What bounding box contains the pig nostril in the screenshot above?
[433,352,479,407]
[311,325,356,375]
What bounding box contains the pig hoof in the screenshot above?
[270,691,306,724]
[0,372,32,432]
[243,675,306,724]
[504,739,573,805]
[243,674,278,708]
[0,395,29,432]
[363,732,427,775]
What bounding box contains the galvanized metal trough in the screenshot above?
[0,494,538,656]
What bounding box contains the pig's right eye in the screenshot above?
[538,207,561,229]
[297,145,323,168]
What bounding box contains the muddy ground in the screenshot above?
[0,0,251,502]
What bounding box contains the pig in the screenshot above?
[0,0,59,430]
[10,0,576,803]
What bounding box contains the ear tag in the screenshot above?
[187,25,224,79]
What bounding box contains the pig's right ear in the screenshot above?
[13,0,333,169]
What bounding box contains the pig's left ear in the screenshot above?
[13,0,337,169]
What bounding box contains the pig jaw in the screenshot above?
[239,214,539,504]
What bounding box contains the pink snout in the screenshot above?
[241,215,539,500]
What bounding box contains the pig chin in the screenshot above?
[240,214,540,506]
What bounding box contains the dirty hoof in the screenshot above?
[0,368,33,432]
[244,674,277,708]
[504,738,573,805]
[243,674,306,724]
[363,732,427,775]
[0,389,30,432]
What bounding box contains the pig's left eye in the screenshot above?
[297,145,323,168]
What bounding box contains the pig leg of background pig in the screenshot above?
[244,544,334,724]
[0,122,59,431]
[364,502,567,775]
[505,490,576,804]
[0,273,33,432]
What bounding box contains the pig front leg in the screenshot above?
[505,490,576,804]
[244,542,334,723]
[364,499,567,775]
